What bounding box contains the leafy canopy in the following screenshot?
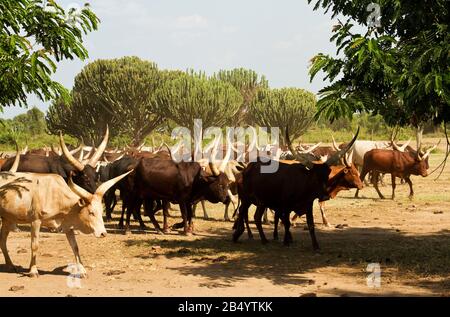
[308,0,449,126]
[0,0,99,109]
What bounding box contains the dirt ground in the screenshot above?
[1,140,449,297]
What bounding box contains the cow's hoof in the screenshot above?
[118,223,124,230]
[162,228,170,234]
[182,231,193,236]
[12,227,21,233]
[27,269,39,278]
[123,229,131,235]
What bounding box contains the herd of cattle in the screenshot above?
[0,126,439,277]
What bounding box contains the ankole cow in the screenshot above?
[0,167,132,277]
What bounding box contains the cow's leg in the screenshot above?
[373,172,385,199]
[224,201,230,222]
[186,203,195,234]
[131,198,148,230]
[391,174,396,200]
[244,210,253,239]
[306,204,320,251]
[232,201,251,242]
[405,176,414,199]
[118,195,127,229]
[201,200,209,220]
[27,220,41,277]
[273,212,280,241]
[177,203,190,235]
[192,202,197,218]
[0,218,16,272]
[104,190,116,221]
[254,206,268,244]
[162,201,170,233]
[355,166,369,198]
[65,229,87,279]
[319,201,331,227]
[281,211,293,246]
[144,199,163,234]
[262,209,270,224]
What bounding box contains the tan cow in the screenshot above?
[0,169,132,278]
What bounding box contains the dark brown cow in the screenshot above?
[355,143,437,199]
[233,129,360,250]
[128,158,232,235]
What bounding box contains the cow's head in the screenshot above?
[199,162,232,204]
[68,170,133,237]
[60,126,109,193]
[407,143,438,177]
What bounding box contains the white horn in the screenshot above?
[60,133,85,171]
[95,169,134,198]
[88,125,109,168]
[68,175,93,201]
[9,142,21,173]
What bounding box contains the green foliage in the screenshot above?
[0,0,99,109]
[213,68,268,124]
[248,88,316,144]
[155,73,243,133]
[46,57,170,145]
[308,0,449,126]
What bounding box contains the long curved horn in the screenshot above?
[60,132,85,171]
[22,146,28,155]
[326,127,360,166]
[114,153,125,161]
[88,125,109,168]
[396,139,411,152]
[420,140,440,161]
[51,144,62,156]
[78,148,84,162]
[9,142,21,173]
[285,126,314,169]
[303,142,322,154]
[343,152,351,168]
[331,136,340,151]
[68,175,93,201]
[69,144,82,155]
[95,169,134,199]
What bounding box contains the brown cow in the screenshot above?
[355,143,438,199]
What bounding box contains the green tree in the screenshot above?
[308,0,449,129]
[213,68,268,124]
[46,57,170,145]
[0,0,99,109]
[155,73,243,133]
[248,88,316,145]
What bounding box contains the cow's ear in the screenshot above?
[77,199,87,208]
[344,168,349,174]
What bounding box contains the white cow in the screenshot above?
[0,169,132,278]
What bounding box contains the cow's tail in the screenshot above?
[232,198,241,221]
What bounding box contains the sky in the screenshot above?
[2,0,340,119]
